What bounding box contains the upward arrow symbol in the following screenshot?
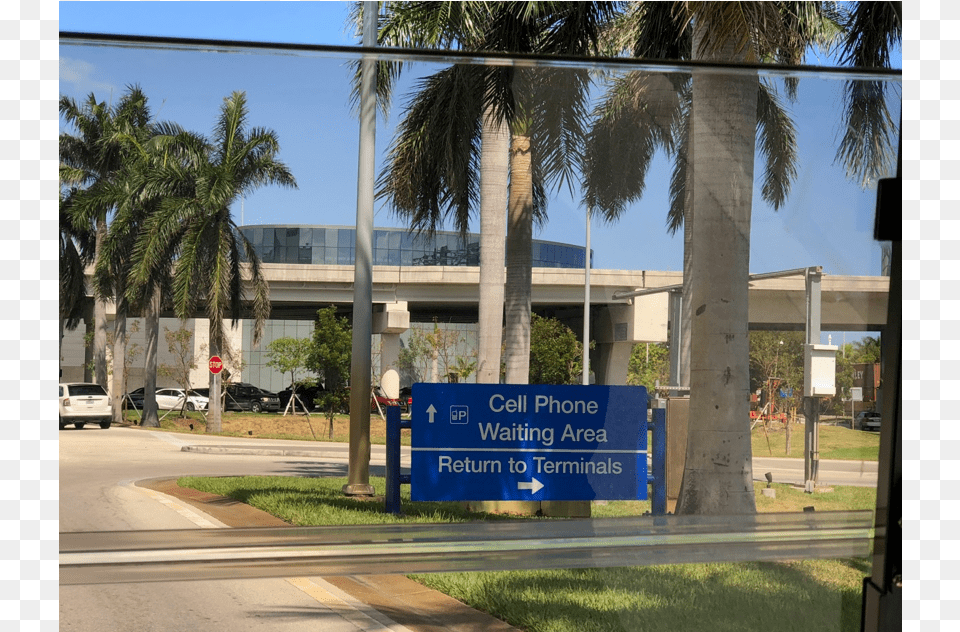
[426,405,437,423]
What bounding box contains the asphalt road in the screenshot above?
[59,427,415,632]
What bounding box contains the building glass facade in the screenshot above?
[238,225,591,269]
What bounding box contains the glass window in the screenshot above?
[59,31,899,632]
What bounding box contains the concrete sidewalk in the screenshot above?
[137,477,519,632]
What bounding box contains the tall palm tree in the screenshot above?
[60,87,151,389]
[97,115,185,428]
[58,189,94,367]
[583,2,897,514]
[373,2,615,385]
[129,91,297,433]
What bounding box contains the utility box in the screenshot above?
[804,344,838,397]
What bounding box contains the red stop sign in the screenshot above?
[209,356,224,374]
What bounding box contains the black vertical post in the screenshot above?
[385,405,402,514]
[651,407,667,515]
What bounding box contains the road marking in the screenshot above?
[286,577,415,632]
[136,485,227,529]
[135,483,415,630]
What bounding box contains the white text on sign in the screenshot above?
[488,394,599,415]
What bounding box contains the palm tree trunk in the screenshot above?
[676,28,758,515]
[680,115,694,389]
[477,107,509,385]
[141,287,160,427]
[111,307,126,425]
[504,133,533,385]
[207,320,222,433]
[93,217,108,388]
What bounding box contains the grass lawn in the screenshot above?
[751,422,879,461]
[178,474,876,632]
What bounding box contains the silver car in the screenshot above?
[854,410,882,432]
[59,383,113,429]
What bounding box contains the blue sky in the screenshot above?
[59,1,901,298]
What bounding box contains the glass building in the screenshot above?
[238,225,591,269]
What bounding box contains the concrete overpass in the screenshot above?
[259,263,890,384]
[65,263,889,389]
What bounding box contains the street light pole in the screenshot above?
[582,207,591,386]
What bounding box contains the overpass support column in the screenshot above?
[594,341,633,385]
[594,297,669,386]
[373,302,410,391]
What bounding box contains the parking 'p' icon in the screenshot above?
[450,406,469,425]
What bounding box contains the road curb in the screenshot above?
[135,477,522,632]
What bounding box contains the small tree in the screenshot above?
[398,321,477,384]
[307,306,352,439]
[627,343,670,395]
[265,337,314,416]
[157,324,203,418]
[529,314,583,385]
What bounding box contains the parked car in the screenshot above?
[223,383,281,413]
[371,386,403,412]
[278,384,324,412]
[59,382,113,429]
[126,387,145,410]
[855,410,882,432]
[155,388,209,411]
[399,386,412,414]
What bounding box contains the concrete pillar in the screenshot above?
[594,341,633,385]
[373,302,410,385]
[380,332,401,376]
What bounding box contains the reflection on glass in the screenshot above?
[59,31,898,632]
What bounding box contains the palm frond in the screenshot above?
[834,1,901,186]
[583,71,683,222]
[756,80,798,210]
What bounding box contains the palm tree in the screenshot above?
[129,91,297,433]
[97,116,184,428]
[583,2,898,514]
[372,2,615,385]
[60,87,152,389]
[58,189,94,367]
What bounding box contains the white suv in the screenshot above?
[59,383,113,429]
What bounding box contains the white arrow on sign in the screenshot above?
[517,478,544,494]
[426,404,437,423]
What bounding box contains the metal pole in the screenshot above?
[668,289,683,397]
[651,407,667,515]
[803,266,822,491]
[582,207,591,385]
[345,1,378,497]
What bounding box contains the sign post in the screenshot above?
[209,356,223,413]
[411,384,647,502]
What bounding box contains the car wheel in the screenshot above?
[74,422,86,429]
[100,421,111,429]
[59,417,66,430]
[251,402,262,413]
[187,402,196,412]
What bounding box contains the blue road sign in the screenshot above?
[410,384,648,502]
